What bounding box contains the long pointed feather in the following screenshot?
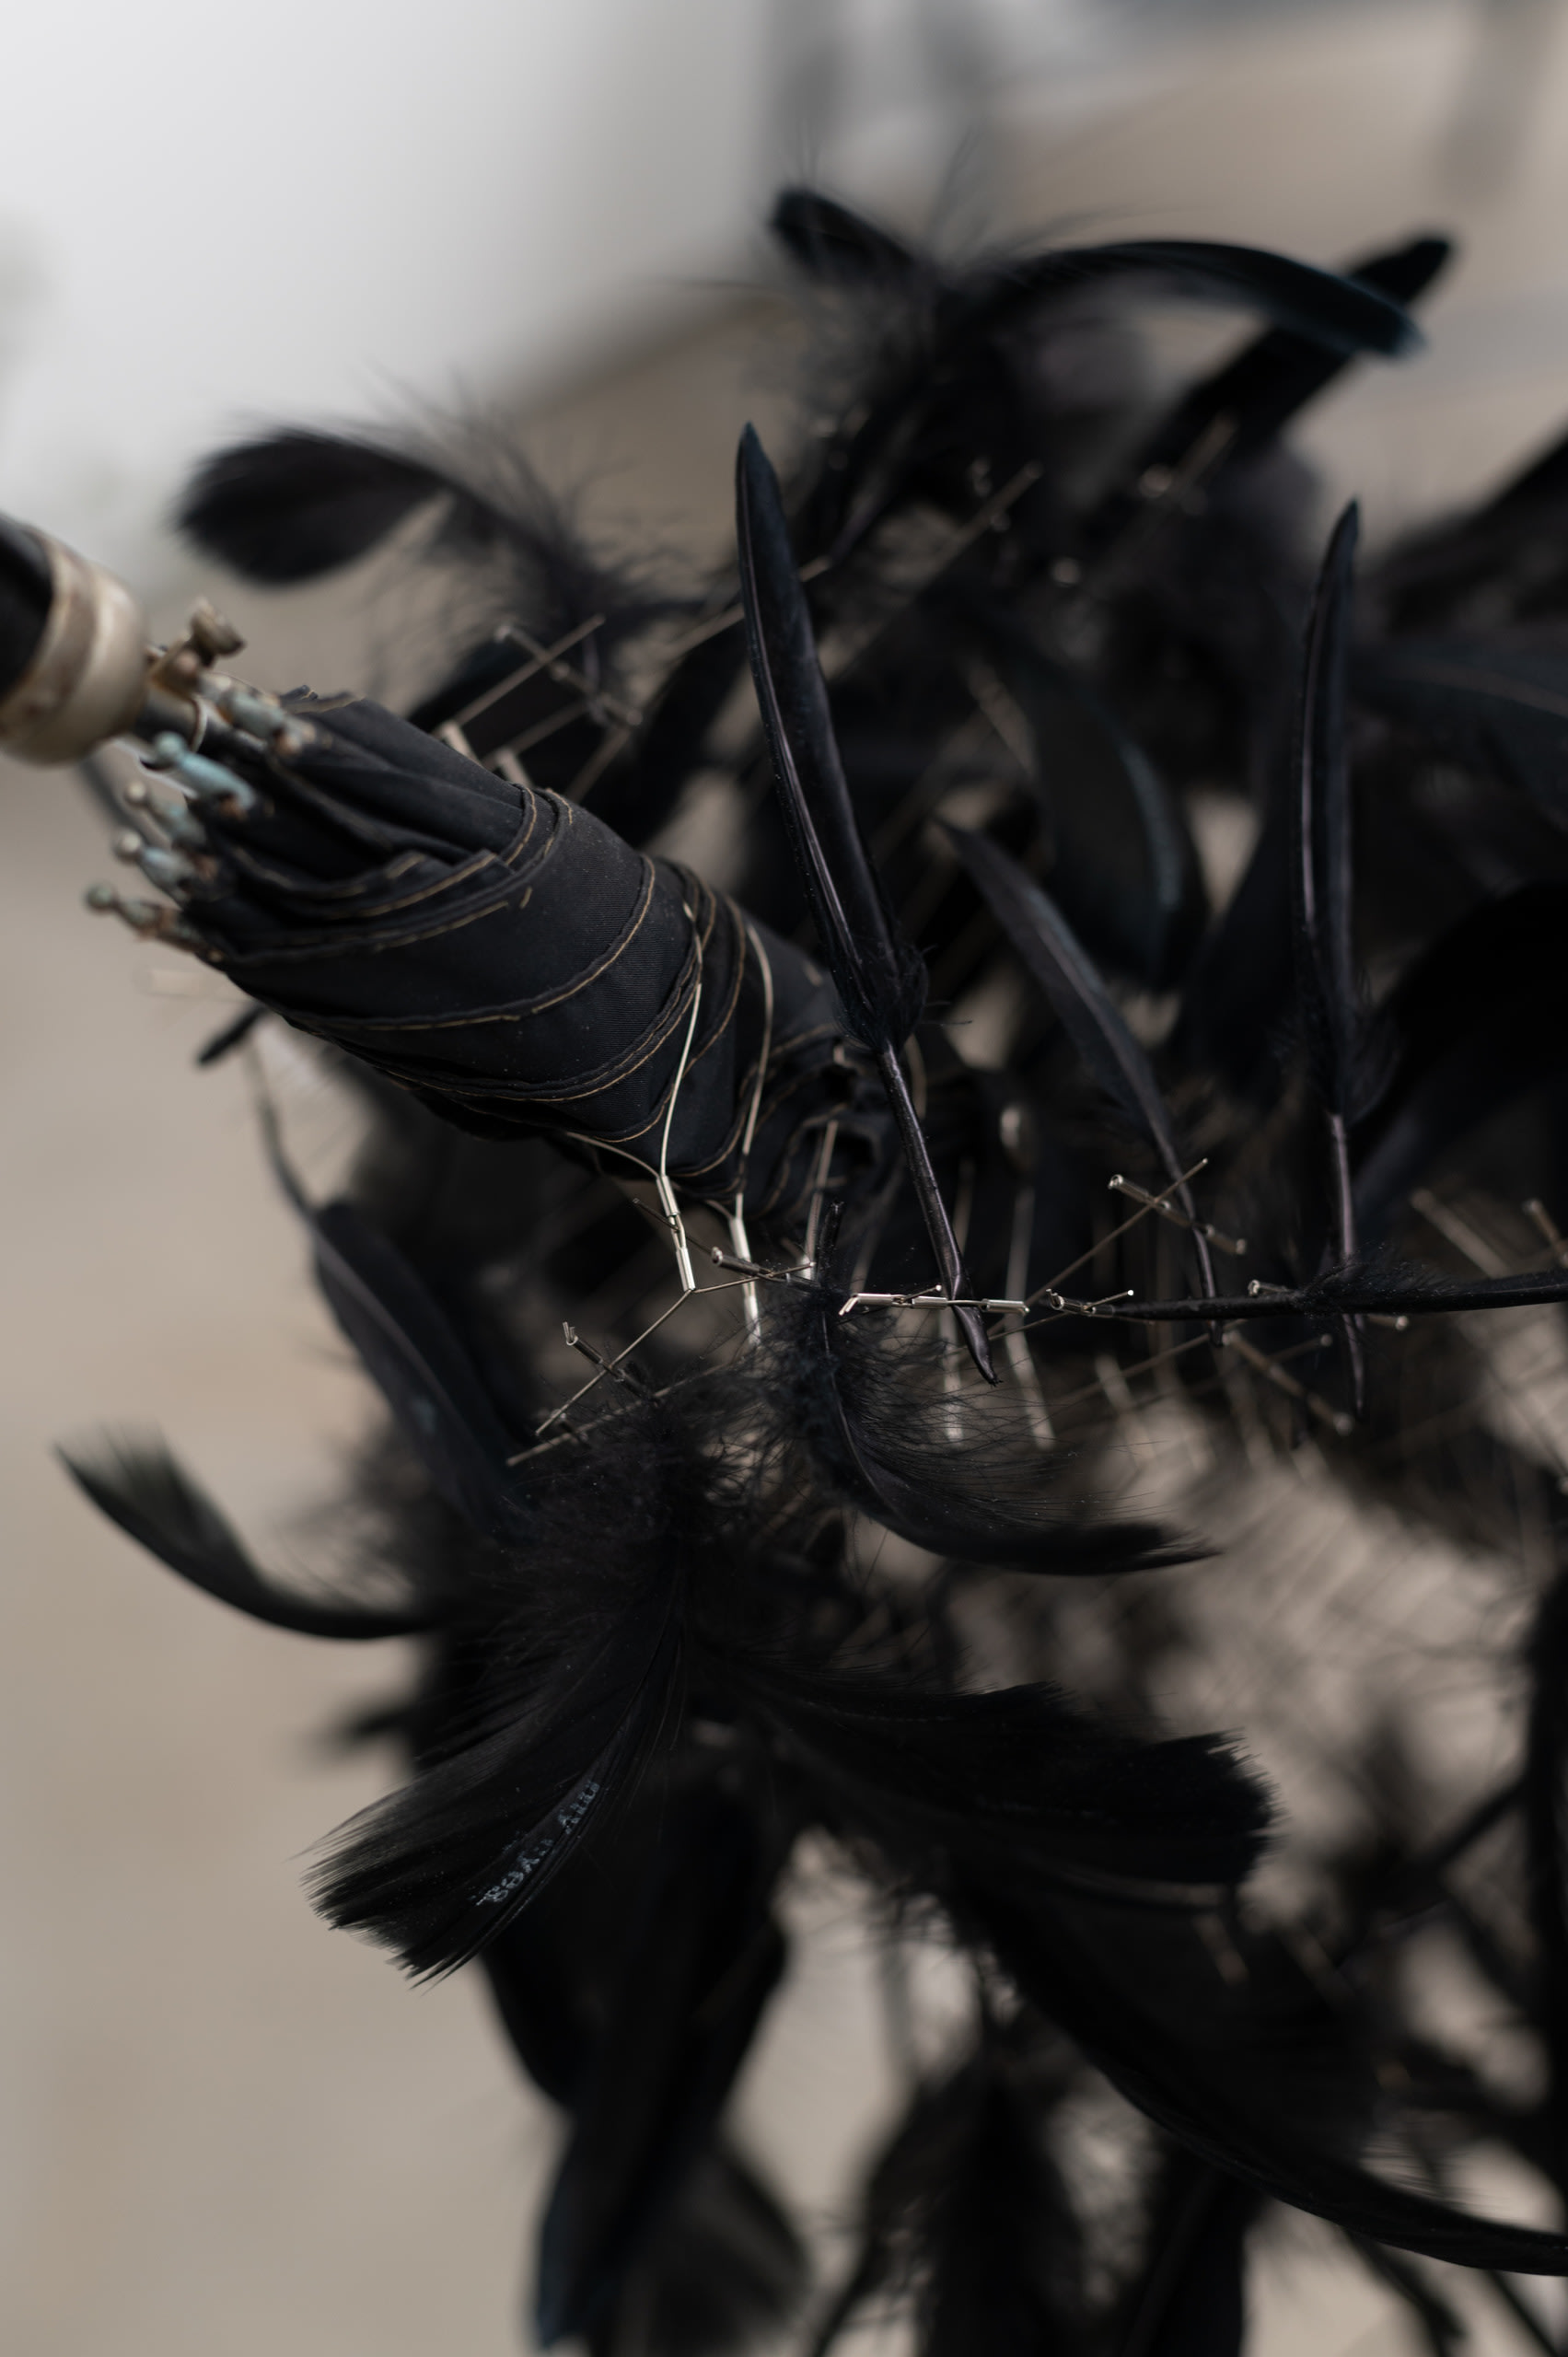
[61,1435,431,1639]
[735,424,994,1381]
[1295,504,1363,1133]
[1294,504,1365,1403]
[986,240,1420,357]
[735,426,923,1054]
[945,826,1216,1300]
[1107,235,1449,505]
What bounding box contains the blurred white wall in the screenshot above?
[0,0,774,569]
[10,0,1525,582]
[0,0,1132,578]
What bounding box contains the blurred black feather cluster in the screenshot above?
[64,188,1568,2351]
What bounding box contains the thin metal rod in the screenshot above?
[1017,1161,1210,1313]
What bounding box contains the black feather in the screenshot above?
[980,627,1206,990]
[983,240,1420,358]
[308,1199,533,1547]
[309,1577,680,1979]
[1355,637,1568,828]
[770,189,923,286]
[1352,884,1568,1237]
[60,1434,432,1638]
[177,430,450,582]
[535,1780,787,2345]
[1294,505,1365,1140]
[735,424,995,1382]
[740,1663,1270,1895]
[979,1887,1568,2276]
[814,2041,1088,2357]
[798,1297,1188,1575]
[946,826,1216,1301]
[1113,234,1450,498]
[1292,503,1366,1401]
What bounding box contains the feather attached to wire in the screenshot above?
[59,1434,434,1639]
[946,825,1216,1302]
[735,424,995,1381]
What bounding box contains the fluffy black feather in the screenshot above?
[794,1291,1188,1574]
[309,1582,681,1979]
[741,1663,1270,1894]
[811,2038,1089,2357]
[770,188,923,286]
